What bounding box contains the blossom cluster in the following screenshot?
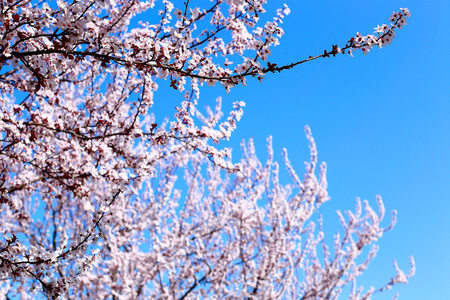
[0,187,122,298]
[260,8,410,74]
[350,8,411,56]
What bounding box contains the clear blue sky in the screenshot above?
[151,0,450,298]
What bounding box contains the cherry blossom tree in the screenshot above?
[0,0,414,299]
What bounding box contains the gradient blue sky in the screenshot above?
[151,0,450,298]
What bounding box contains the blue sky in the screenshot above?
[152,0,450,298]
